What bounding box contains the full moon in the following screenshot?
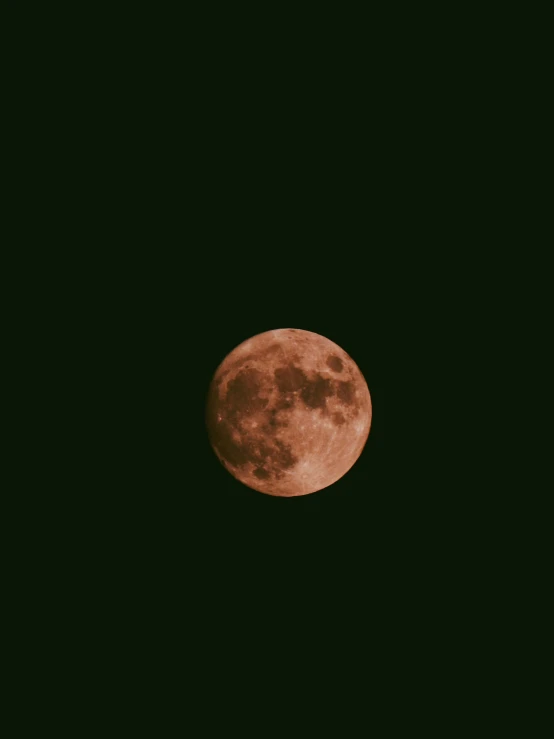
[206,328,372,497]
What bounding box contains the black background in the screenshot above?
[32,16,502,713]
[10,7,528,727]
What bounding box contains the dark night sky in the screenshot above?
[60,24,493,686]
[29,10,504,716]
[63,38,467,653]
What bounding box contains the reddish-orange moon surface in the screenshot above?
[206,328,372,497]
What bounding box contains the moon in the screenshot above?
[206,328,372,497]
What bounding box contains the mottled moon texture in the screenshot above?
[206,329,372,497]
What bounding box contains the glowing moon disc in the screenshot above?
[206,328,372,496]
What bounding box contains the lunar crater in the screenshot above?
[326,354,344,372]
[336,380,355,406]
[274,364,307,392]
[300,374,334,410]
